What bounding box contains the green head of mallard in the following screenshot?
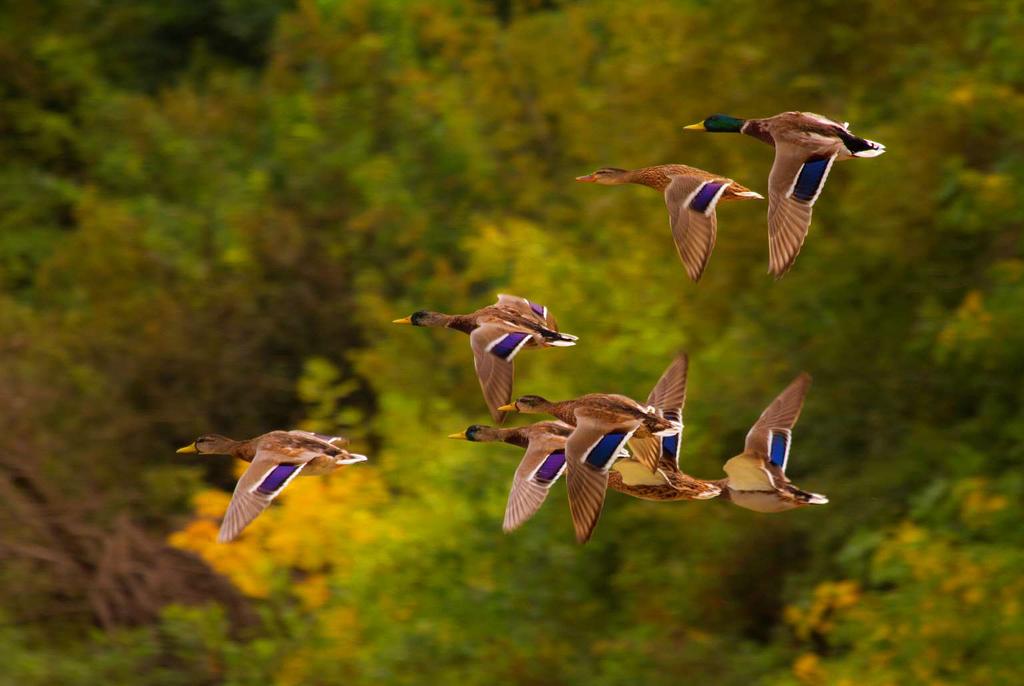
[575,167,630,184]
[448,424,499,442]
[392,310,448,327]
[176,434,237,455]
[684,114,746,133]
[498,395,551,414]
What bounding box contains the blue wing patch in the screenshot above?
[534,450,566,484]
[661,434,680,460]
[528,300,547,319]
[791,157,833,203]
[488,332,531,360]
[689,181,727,214]
[584,431,630,472]
[255,464,301,495]
[768,430,790,470]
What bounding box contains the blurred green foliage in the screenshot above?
[1,0,1022,683]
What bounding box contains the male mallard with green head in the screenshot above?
[685,111,885,277]
[498,353,686,542]
[575,164,763,282]
[393,294,578,423]
[177,430,367,542]
[711,373,828,512]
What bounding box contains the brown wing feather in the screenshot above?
[219,447,309,542]
[564,413,641,543]
[504,433,566,532]
[744,373,812,459]
[767,144,834,277]
[470,325,517,424]
[664,176,724,283]
[646,353,688,412]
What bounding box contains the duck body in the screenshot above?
[609,456,720,502]
[394,294,577,423]
[176,430,367,541]
[544,393,677,439]
[582,164,759,198]
[576,164,763,282]
[712,473,823,513]
[737,112,884,160]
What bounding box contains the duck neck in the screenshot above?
[227,438,258,462]
[546,401,576,424]
[621,167,670,191]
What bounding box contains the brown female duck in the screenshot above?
[576,164,763,282]
[176,430,367,542]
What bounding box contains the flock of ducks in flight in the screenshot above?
[177,111,884,543]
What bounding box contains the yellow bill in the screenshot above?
[497,403,517,412]
[447,432,468,440]
[176,442,198,454]
[392,316,412,324]
[683,121,706,130]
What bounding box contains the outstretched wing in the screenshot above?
[564,412,640,543]
[219,447,311,542]
[504,433,569,532]
[470,324,528,423]
[766,144,837,277]
[646,353,688,414]
[743,372,812,472]
[664,176,731,282]
[630,353,688,471]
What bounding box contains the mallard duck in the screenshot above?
[684,112,885,277]
[498,353,686,542]
[575,165,763,282]
[393,294,577,423]
[448,421,576,532]
[711,373,828,512]
[176,430,367,542]
[612,353,720,503]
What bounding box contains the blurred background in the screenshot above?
[1,0,1022,683]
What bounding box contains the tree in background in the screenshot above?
[1,0,1022,683]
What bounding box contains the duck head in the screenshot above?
[575,167,630,185]
[176,434,238,455]
[684,114,746,133]
[392,310,450,327]
[498,395,553,415]
[447,424,506,442]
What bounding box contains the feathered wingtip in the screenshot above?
[805,492,829,505]
[852,141,886,158]
[542,328,579,346]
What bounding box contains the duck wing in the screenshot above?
[219,445,313,542]
[564,411,641,543]
[470,323,525,423]
[664,175,732,282]
[766,142,837,277]
[504,432,569,532]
